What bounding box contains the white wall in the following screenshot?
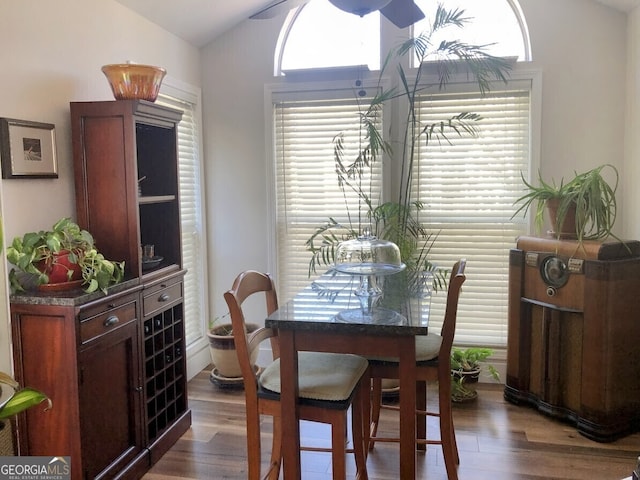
[624,7,640,240]
[0,0,200,374]
[201,16,283,319]
[522,0,628,233]
[201,0,630,321]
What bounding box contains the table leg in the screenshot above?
[398,335,417,479]
[279,329,301,479]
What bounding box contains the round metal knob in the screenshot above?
[546,286,556,297]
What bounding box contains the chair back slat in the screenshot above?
[223,271,279,396]
[438,259,467,366]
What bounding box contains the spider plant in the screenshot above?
[513,164,620,244]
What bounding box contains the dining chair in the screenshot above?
[223,270,370,480]
[367,259,466,480]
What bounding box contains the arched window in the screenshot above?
[413,0,530,63]
[276,0,530,74]
[277,0,381,74]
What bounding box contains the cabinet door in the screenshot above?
[78,319,143,479]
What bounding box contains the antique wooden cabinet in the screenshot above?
[505,235,640,442]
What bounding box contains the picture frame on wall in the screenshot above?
[0,118,58,179]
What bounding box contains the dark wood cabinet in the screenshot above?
[78,293,143,479]
[6,99,192,479]
[70,100,183,278]
[10,286,146,480]
[505,235,640,442]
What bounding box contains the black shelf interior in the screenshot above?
[143,304,186,441]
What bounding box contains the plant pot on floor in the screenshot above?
[451,368,480,403]
[207,323,260,379]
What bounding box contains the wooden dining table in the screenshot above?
[265,269,431,479]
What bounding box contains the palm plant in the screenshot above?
[306,4,511,290]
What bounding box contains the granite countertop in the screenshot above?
[10,278,141,307]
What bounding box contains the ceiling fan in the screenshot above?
[250,0,425,29]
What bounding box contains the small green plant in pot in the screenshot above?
[513,164,620,245]
[450,347,499,402]
[6,217,125,294]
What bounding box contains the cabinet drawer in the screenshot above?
[143,280,183,317]
[80,300,137,345]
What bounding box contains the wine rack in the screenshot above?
[143,303,187,441]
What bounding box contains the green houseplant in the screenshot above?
[450,347,499,402]
[6,217,125,294]
[305,5,511,290]
[513,164,620,244]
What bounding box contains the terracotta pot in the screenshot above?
[546,198,578,238]
[36,250,82,285]
[207,323,260,378]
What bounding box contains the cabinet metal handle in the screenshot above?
[104,315,119,327]
[158,293,170,302]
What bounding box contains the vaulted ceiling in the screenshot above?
[114,0,640,48]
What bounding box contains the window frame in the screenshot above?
[158,77,211,380]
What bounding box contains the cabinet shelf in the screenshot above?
[139,195,176,204]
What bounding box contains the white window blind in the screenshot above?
[157,94,207,348]
[414,87,531,346]
[273,91,383,303]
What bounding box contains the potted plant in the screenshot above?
[305,5,512,291]
[512,164,620,244]
[207,313,260,382]
[6,217,125,294]
[450,347,499,403]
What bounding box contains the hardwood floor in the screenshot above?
[143,367,640,479]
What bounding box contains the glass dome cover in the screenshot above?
[334,231,405,275]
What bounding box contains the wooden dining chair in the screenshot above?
[223,270,370,480]
[367,259,466,480]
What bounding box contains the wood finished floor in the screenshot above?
[143,367,640,479]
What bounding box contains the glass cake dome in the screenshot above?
[334,231,405,276]
[333,230,406,324]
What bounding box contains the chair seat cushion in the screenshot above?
[366,334,442,363]
[259,352,368,402]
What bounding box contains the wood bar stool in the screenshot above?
[224,270,370,480]
[367,259,466,480]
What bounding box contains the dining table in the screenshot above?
[265,269,432,479]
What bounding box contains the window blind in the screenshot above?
[274,92,384,303]
[157,94,206,347]
[414,88,531,346]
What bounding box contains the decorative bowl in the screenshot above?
[101,63,166,102]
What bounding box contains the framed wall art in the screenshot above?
[0,118,58,179]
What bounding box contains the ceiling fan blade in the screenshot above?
[380,0,424,28]
[250,0,307,19]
